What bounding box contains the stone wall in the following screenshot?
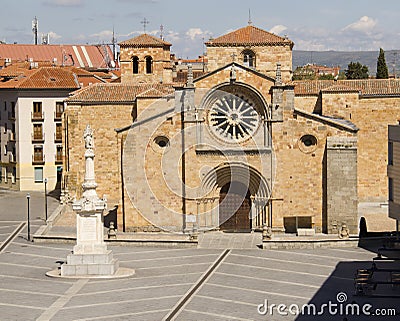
[206,45,292,83]
[63,103,134,229]
[388,124,400,220]
[118,70,357,234]
[326,136,358,234]
[294,91,400,204]
[270,107,356,233]
[120,46,172,83]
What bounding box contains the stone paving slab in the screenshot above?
[1,233,400,320]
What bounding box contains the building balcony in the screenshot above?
[32,154,45,165]
[31,111,44,122]
[8,152,17,164]
[9,153,16,163]
[8,112,15,121]
[55,154,63,164]
[8,132,16,142]
[54,111,63,121]
[32,133,45,143]
[54,133,62,143]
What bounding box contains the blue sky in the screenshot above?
[2,0,400,58]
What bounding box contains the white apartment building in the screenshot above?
[0,67,79,191]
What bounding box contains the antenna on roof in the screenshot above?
[141,18,149,34]
[248,9,252,25]
[112,25,117,60]
[32,16,38,45]
[41,33,49,45]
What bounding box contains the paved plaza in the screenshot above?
[1,190,400,320]
[1,236,399,320]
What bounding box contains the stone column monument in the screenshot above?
[48,125,133,278]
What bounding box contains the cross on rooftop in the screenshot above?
[230,53,237,62]
[248,9,252,25]
[141,18,149,33]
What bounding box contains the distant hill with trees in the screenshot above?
[293,50,400,77]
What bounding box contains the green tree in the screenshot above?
[292,66,316,80]
[318,74,334,80]
[376,48,389,79]
[345,62,369,79]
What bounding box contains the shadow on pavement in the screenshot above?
[292,233,400,321]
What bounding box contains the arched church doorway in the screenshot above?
[219,181,251,231]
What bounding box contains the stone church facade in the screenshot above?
[63,25,400,235]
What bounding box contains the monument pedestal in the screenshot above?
[61,250,119,276]
[60,211,120,277]
[47,125,134,279]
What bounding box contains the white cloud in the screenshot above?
[166,30,180,43]
[119,29,159,39]
[120,30,141,38]
[48,31,61,40]
[42,0,84,6]
[342,16,377,34]
[90,30,113,39]
[72,34,87,42]
[185,28,211,41]
[148,29,159,36]
[269,25,287,35]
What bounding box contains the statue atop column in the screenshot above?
[77,125,102,209]
[84,125,94,150]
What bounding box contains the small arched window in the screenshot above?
[132,56,139,74]
[145,56,153,74]
[242,50,256,68]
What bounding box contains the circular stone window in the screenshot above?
[154,136,169,148]
[299,135,318,153]
[207,93,260,143]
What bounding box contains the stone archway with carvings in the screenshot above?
[198,162,270,231]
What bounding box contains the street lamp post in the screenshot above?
[26,193,31,241]
[44,178,48,222]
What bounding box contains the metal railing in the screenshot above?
[8,132,16,142]
[54,111,63,120]
[31,111,44,121]
[32,154,45,164]
[32,132,45,142]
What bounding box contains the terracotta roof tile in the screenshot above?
[320,84,360,93]
[0,43,116,69]
[119,34,171,48]
[205,25,293,47]
[0,61,52,78]
[110,77,121,83]
[0,67,79,89]
[67,83,175,103]
[172,70,206,83]
[293,79,400,96]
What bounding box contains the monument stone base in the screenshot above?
[61,250,119,276]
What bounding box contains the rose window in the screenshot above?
[207,94,260,142]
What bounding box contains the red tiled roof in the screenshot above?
[67,83,175,103]
[0,67,79,89]
[110,77,121,83]
[179,56,208,64]
[293,79,400,96]
[0,44,116,69]
[119,34,171,48]
[173,70,206,83]
[206,25,293,47]
[0,64,116,88]
[0,61,52,78]
[320,84,360,93]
